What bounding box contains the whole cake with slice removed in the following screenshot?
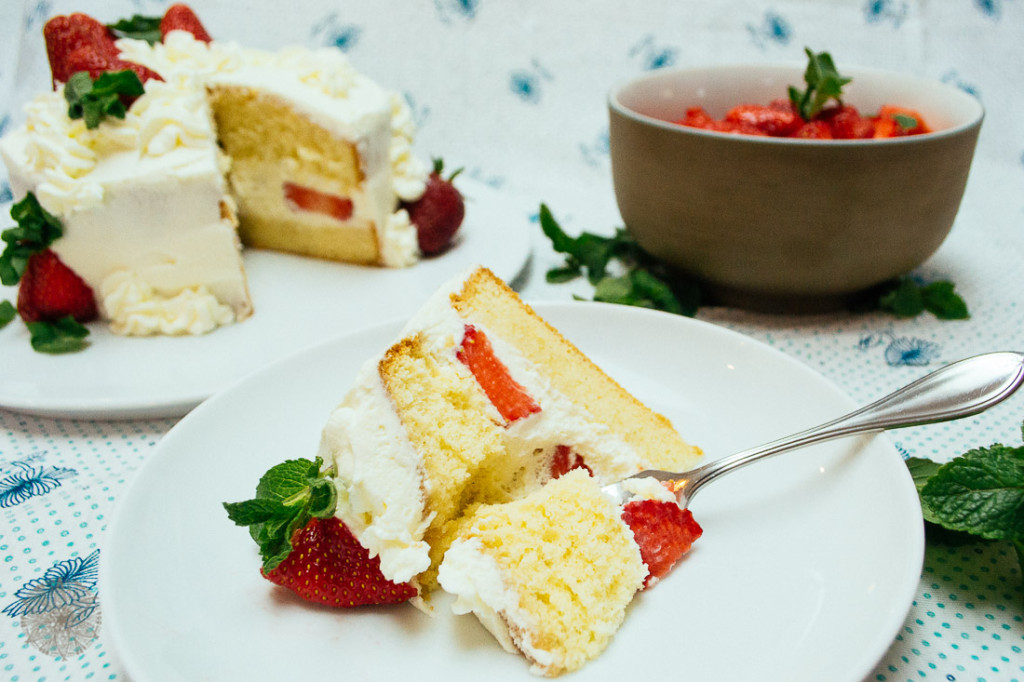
[0,5,463,344]
[224,265,704,676]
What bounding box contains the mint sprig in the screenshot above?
[876,277,969,320]
[27,316,90,354]
[788,48,852,121]
[106,15,163,44]
[223,457,338,572]
[65,70,145,130]
[540,204,699,316]
[1,193,63,285]
[907,421,1024,586]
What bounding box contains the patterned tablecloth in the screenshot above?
[1,1,1022,680]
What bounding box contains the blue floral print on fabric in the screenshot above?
[3,549,102,658]
[510,59,552,104]
[310,14,361,51]
[629,36,677,71]
[0,180,11,204]
[864,0,908,28]
[974,0,1001,19]
[940,70,981,99]
[579,129,610,167]
[0,459,78,508]
[746,11,792,49]
[857,329,941,367]
[434,0,479,23]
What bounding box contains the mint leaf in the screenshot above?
[106,14,163,44]
[223,456,337,572]
[921,281,969,320]
[27,316,90,354]
[0,300,15,328]
[893,113,919,131]
[788,48,852,120]
[920,444,1024,541]
[876,276,968,320]
[1,193,63,285]
[539,204,700,317]
[65,70,145,130]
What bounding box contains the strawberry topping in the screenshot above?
[262,517,417,607]
[550,445,593,479]
[17,249,97,324]
[43,12,161,87]
[457,324,540,423]
[283,182,354,222]
[724,100,802,137]
[621,499,702,588]
[160,3,213,43]
[401,159,465,256]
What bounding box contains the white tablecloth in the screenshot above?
[1,1,1022,680]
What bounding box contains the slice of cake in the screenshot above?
[225,265,703,676]
[318,265,703,592]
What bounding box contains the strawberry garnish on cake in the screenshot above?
[159,3,213,43]
[223,457,418,607]
[621,498,703,588]
[17,249,97,324]
[457,324,541,423]
[402,159,466,256]
[1,193,94,353]
[43,13,162,88]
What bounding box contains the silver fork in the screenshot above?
[601,351,1024,508]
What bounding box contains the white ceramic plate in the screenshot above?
[0,178,530,419]
[102,302,923,682]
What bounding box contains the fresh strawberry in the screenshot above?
[818,105,875,139]
[457,324,540,423]
[402,159,465,256]
[263,517,417,607]
[43,13,120,86]
[873,105,931,138]
[621,498,702,588]
[283,182,354,222]
[17,249,97,324]
[160,4,213,43]
[792,120,834,139]
[724,101,802,137]
[550,445,593,478]
[224,457,417,608]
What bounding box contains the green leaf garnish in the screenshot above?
[892,113,920,131]
[1,193,63,285]
[788,48,852,121]
[106,14,163,45]
[0,300,15,328]
[877,276,969,320]
[919,444,1024,541]
[65,70,145,130]
[539,204,700,317]
[223,457,338,572]
[907,423,1024,585]
[27,316,90,354]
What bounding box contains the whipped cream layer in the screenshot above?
[119,31,429,266]
[0,77,252,335]
[316,268,654,588]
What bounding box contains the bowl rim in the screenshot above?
[608,62,985,146]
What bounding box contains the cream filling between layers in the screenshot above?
[318,270,652,588]
[437,538,557,672]
[117,32,428,266]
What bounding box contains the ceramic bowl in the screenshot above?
[608,64,983,312]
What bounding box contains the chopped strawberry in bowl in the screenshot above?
[607,48,983,313]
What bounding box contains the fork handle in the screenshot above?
[656,351,1024,504]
